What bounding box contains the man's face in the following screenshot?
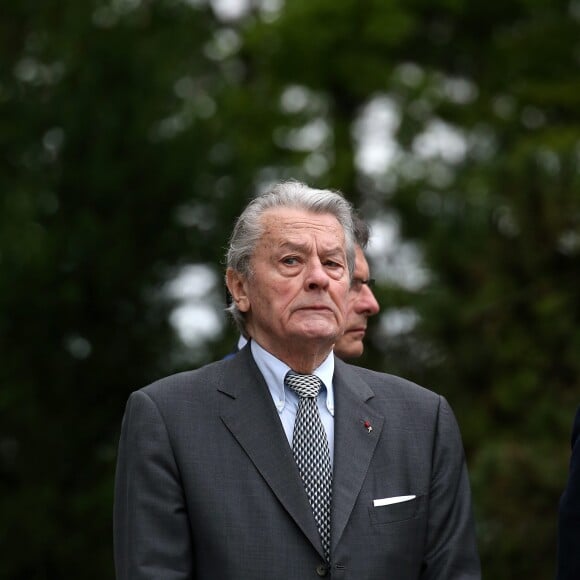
[228,208,350,359]
[334,245,380,359]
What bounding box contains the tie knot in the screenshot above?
[285,371,322,399]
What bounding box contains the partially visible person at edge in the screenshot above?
[556,405,580,580]
[114,180,481,579]
[231,214,380,360]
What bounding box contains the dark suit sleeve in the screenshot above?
[422,396,481,579]
[114,390,194,580]
[556,406,580,580]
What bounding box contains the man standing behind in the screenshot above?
[114,180,480,579]
[334,214,379,359]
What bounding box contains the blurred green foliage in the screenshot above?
[1,0,579,577]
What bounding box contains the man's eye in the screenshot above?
[282,256,299,265]
[350,278,376,291]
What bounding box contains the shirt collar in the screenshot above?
[250,339,335,416]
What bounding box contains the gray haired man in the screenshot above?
[114,180,480,579]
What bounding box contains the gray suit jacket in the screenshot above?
[114,345,480,579]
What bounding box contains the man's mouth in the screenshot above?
[346,326,366,334]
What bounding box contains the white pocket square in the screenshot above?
[373,495,416,507]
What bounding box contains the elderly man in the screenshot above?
[114,181,480,579]
[232,214,379,359]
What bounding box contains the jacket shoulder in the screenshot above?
[136,355,242,405]
[337,360,444,411]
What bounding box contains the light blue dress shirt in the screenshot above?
[250,339,335,466]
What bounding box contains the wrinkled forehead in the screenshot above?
[259,207,346,248]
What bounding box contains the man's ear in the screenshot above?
[226,268,250,313]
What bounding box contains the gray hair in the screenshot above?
[226,180,356,336]
[352,213,370,249]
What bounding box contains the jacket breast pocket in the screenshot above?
[368,494,426,526]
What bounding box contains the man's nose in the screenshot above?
[305,259,331,290]
[358,285,380,314]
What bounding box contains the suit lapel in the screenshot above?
[331,360,384,552]
[218,347,324,559]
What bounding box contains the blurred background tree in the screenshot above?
[1,0,578,577]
